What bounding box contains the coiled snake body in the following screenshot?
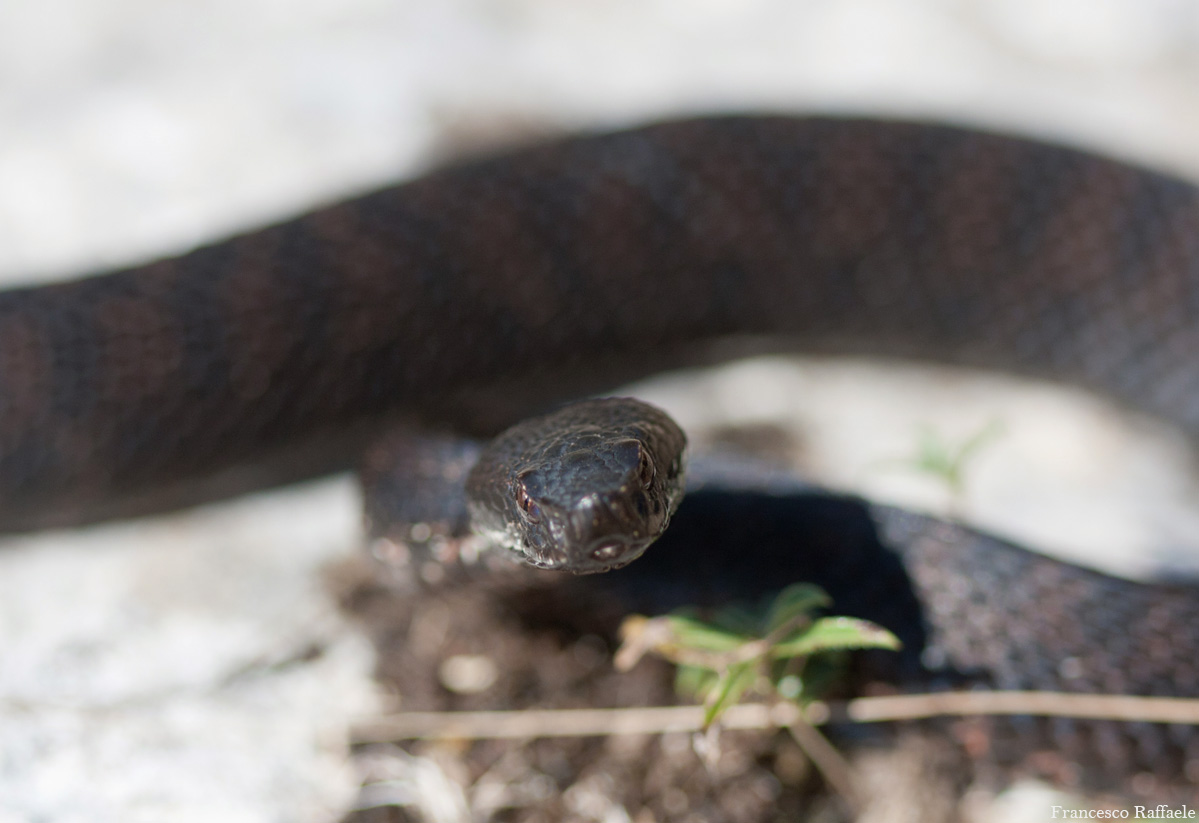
[6,116,1199,795]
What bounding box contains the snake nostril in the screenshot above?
[591,541,627,563]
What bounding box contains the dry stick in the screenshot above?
[352,691,1199,744]
[827,691,1199,725]
[786,718,861,812]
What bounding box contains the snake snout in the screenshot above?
[565,493,656,571]
[590,540,635,564]
[577,535,649,572]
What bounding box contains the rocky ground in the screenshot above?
[5,1,1199,821]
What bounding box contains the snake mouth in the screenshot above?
[522,552,567,570]
[567,537,652,574]
[591,541,630,563]
[519,535,651,573]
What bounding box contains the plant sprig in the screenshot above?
[616,583,899,727]
[616,583,899,808]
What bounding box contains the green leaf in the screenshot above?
[916,426,953,475]
[771,617,901,658]
[911,420,1005,491]
[703,663,757,727]
[665,614,750,653]
[675,664,719,700]
[765,583,832,632]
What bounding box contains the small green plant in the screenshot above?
[912,420,1003,494]
[616,583,899,807]
[870,419,1005,511]
[617,583,900,728]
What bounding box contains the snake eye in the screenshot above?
[515,481,542,523]
[637,447,655,489]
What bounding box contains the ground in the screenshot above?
[4,1,1199,821]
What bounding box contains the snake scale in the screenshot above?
[7,116,1199,797]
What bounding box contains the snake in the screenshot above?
[6,115,1199,798]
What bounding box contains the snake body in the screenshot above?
[11,116,1199,525]
[7,116,1199,792]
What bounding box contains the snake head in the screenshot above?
[466,398,688,573]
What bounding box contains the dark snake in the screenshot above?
[6,116,1199,798]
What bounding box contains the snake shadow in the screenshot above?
[552,483,939,687]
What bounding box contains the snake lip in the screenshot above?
[591,540,632,564]
[566,537,651,574]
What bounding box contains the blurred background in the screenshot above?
[4,1,1199,821]
[10,0,1199,283]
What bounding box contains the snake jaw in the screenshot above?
[489,504,654,572]
[519,548,568,570]
[575,539,652,573]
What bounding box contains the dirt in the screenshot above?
[333,556,860,823]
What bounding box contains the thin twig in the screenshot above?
[352,690,1199,744]
[825,690,1199,725]
[353,703,781,742]
[786,718,861,812]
